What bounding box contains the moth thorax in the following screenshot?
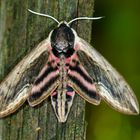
[51,23,75,57]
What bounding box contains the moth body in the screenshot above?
[29,22,97,122]
[51,55,75,122]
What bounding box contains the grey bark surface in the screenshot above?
[0,0,94,140]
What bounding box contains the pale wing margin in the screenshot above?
[77,38,139,115]
[0,38,50,118]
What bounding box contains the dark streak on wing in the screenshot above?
[68,61,100,105]
[29,75,59,102]
[77,50,136,112]
[28,62,60,106]
[34,66,58,85]
[0,38,50,117]
[68,75,98,100]
[77,51,116,97]
[69,65,93,84]
[76,38,139,114]
[92,64,120,99]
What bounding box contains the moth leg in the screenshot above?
[0,84,31,118]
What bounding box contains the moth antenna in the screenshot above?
[28,9,60,24]
[68,16,103,25]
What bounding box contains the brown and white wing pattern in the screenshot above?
[75,37,139,115]
[0,38,50,118]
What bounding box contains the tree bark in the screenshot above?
[0,0,94,140]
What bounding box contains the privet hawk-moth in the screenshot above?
[0,10,139,122]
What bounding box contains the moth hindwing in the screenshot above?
[0,20,139,123]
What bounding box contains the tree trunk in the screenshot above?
[0,0,94,140]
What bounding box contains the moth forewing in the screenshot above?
[0,38,50,118]
[96,82,139,115]
[0,84,30,118]
[76,37,139,115]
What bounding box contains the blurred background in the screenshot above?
[86,0,140,140]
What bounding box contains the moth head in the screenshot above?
[50,22,75,55]
[28,9,103,57]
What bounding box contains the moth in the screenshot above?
[0,9,139,122]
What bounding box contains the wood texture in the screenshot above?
[0,0,94,140]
